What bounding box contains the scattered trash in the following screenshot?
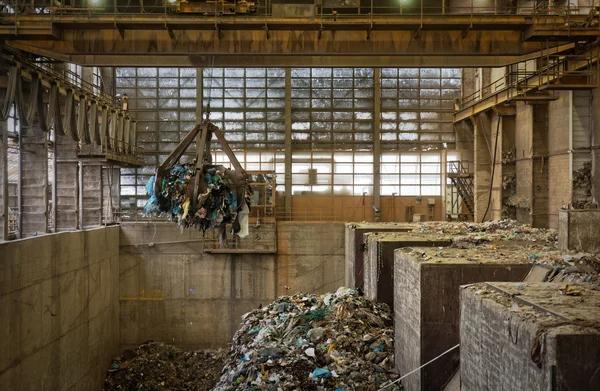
[213,288,400,390]
[104,342,225,391]
[559,284,583,296]
[311,368,332,379]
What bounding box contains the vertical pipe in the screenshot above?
[77,161,83,230]
[17,125,22,238]
[51,128,57,232]
[284,68,292,219]
[373,68,381,222]
[99,166,103,226]
[1,119,7,240]
[43,130,49,233]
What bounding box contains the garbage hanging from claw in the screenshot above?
[144,159,252,238]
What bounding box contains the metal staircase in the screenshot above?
[447,161,474,218]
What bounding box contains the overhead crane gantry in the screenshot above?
[1,10,600,67]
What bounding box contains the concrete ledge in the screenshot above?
[394,247,532,391]
[461,282,600,391]
[344,222,412,290]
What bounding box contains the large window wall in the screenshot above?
[117,67,459,212]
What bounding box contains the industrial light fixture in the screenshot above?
[90,0,101,5]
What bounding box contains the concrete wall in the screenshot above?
[290,194,445,222]
[0,227,120,390]
[461,282,600,391]
[119,221,345,349]
[591,87,600,202]
[394,249,531,391]
[558,209,600,253]
[119,222,276,350]
[276,221,344,295]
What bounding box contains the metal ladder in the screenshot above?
[447,161,475,218]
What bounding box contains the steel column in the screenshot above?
[284,68,292,219]
[0,120,7,239]
[373,68,381,222]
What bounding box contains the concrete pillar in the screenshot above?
[102,166,120,224]
[474,113,492,222]
[82,164,102,228]
[514,102,533,224]
[547,92,572,228]
[461,68,477,104]
[481,68,492,98]
[373,68,381,222]
[490,114,503,220]
[0,119,7,239]
[284,68,292,219]
[55,133,79,231]
[531,104,549,228]
[500,115,516,219]
[19,124,48,237]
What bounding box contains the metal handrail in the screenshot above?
[459,49,599,111]
[2,0,599,18]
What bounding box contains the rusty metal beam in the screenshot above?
[5,52,563,67]
[4,28,576,67]
[493,104,516,116]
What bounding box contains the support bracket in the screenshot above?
[115,24,125,39]
[461,26,471,39]
[413,26,421,39]
[166,24,175,41]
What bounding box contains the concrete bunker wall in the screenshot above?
[0,227,120,390]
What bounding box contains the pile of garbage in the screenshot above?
[104,342,226,391]
[573,161,592,194]
[144,160,251,236]
[501,146,516,164]
[214,288,400,391]
[414,219,558,244]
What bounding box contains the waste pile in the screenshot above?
[501,146,516,164]
[572,161,594,209]
[214,287,400,391]
[572,161,592,194]
[104,342,226,391]
[414,220,600,283]
[414,219,557,244]
[144,160,252,236]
